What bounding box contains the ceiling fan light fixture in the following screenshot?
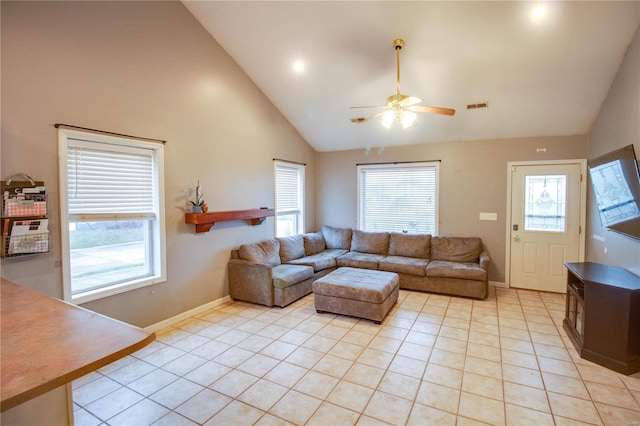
[402,111,417,128]
[381,108,416,129]
[351,38,455,127]
[381,110,394,128]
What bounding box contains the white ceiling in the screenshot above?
[184,1,639,152]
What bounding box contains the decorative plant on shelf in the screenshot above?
[189,181,207,213]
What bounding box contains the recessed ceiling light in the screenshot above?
[293,60,305,74]
[531,5,547,21]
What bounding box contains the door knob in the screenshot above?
[513,235,520,242]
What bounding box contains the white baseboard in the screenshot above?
[489,281,507,288]
[145,295,232,332]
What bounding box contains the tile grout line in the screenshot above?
[72,287,639,426]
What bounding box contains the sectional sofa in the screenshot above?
[227,225,490,308]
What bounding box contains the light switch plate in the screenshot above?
[479,212,497,221]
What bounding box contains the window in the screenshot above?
[524,174,567,232]
[274,161,304,237]
[357,162,439,234]
[58,128,166,304]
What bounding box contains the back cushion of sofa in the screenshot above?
[389,233,431,259]
[303,232,326,255]
[321,225,352,250]
[239,239,281,266]
[351,230,390,255]
[431,237,482,263]
[277,235,306,263]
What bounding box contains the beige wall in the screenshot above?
[0,1,316,326]
[587,28,640,276]
[2,1,637,330]
[317,136,589,283]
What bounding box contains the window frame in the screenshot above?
[357,161,440,235]
[58,128,166,304]
[274,160,305,237]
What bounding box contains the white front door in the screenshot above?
[509,162,585,293]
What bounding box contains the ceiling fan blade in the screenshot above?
[398,96,423,107]
[351,111,385,124]
[407,105,456,116]
[349,105,389,109]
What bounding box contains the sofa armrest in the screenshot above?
[479,251,490,272]
[228,259,275,306]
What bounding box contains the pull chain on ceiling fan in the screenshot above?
[350,39,455,128]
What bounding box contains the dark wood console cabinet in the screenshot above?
[563,262,640,375]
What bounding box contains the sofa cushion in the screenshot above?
[277,235,305,263]
[351,230,390,255]
[322,225,352,250]
[431,237,482,263]
[379,256,428,277]
[388,233,431,259]
[272,264,314,289]
[336,251,385,270]
[303,232,326,256]
[239,239,281,266]
[426,260,487,281]
[287,249,347,272]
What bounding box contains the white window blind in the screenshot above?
[358,162,439,234]
[275,161,304,237]
[67,144,155,216]
[275,164,301,213]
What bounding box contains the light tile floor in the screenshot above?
[73,287,640,426]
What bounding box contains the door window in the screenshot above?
[524,174,567,232]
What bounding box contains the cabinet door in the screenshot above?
[565,287,585,345]
[576,298,584,340]
[568,292,577,328]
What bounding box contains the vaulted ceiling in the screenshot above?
[184,1,639,152]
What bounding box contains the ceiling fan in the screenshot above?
[350,39,455,129]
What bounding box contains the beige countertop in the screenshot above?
[1,279,155,411]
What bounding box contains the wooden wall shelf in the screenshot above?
[185,208,275,233]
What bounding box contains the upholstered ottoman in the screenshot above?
[312,267,399,323]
